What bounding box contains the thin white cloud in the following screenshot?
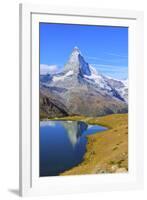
[86,56,127,64]
[105,52,128,58]
[92,64,128,69]
[86,56,109,62]
[40,64,59,75]
[91,63,128,80]
[86,56,101,60]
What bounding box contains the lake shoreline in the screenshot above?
[56,113,128,175]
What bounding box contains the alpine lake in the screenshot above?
[40,120,107,176]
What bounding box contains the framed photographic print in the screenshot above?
[19,3,144,197]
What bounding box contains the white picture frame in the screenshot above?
[19,3,144,197]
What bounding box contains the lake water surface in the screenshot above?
[40,120,107,176]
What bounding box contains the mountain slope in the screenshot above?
[40,88,69,118]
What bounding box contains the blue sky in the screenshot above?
[40,23,128,79]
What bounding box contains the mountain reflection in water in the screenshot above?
[61,121,88,146]
[40,120,107,176]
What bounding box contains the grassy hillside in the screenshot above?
[56,114,128,175]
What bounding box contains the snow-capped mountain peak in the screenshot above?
[64,47,91,76]
[40,47,128,104]
[72,46,81,54]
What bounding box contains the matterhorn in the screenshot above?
[40,47,128,118]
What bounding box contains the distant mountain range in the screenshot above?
[40,47,128,118]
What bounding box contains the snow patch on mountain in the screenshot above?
[106,77,128,102]
[53,70,74,82]
[122,79,128,87]
[89,65,98,75]
[84,73,111,90]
